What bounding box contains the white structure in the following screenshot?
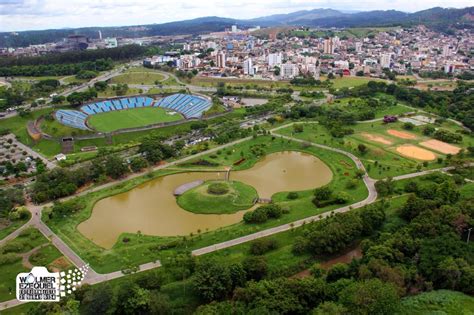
[355,42,363,53]
[281,63,299,79]
[243,58,254,75]
[323,38,335,54]
[183,43,191,51]
[442,45,451,57]
[231,25,238,33]
[104,37,117,49]
[268,53,282,67]
[216,51,226,68]
[380,53,391,68]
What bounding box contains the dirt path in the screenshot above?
[20,244,48,269]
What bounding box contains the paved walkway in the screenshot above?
[0,123,471,311]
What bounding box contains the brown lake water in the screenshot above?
[77,151,333,248]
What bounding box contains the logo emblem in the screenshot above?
[16,265,89,302]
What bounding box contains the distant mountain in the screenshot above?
[247,8,344,25]
[0,6,472,48]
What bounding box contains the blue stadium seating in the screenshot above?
[56,95,210,130]
[55,110,89,130]
[154,94,211,118]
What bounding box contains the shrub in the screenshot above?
[243,256,267,280]
[207,182,229,195]
[243,204,283,224]
[249,239,278,255]
[0,253,21,265]
[287,192,299,200]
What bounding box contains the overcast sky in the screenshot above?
[0,0,472,32]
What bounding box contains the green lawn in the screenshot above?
[275,120,474,179]
[43,135,368,273]
[110,72,165,85]
[87,107,183,132]
[399,290,474,315]
[40,117,93,138]
[0,228,49,302]
[330,76,385,89]
[177,180,258,214]
[0,214,30,241]
[28,244,63,267]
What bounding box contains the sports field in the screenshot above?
[87,107,183,132]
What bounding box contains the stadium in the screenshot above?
[54,93,212,132]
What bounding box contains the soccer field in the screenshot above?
[87,107,183,132]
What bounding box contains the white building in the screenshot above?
[268,53,282,67]
[323,38,335,54]
[355,42,363,53]
[281,63,299,79]
[216,51,226,68]
[380,54,391,68]
[231,25,238,33]
[243,58,254,75]
[104,37,117,49]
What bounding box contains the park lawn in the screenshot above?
[0,107,64,157]
[321,76,385,89]
[97,86,142,98]
[40,117,92,138]
[399,290,474,315]
[275,120,474,179]
[87,107,183,132]
[43,135,368,273]
[177,180,258,214]
[28,244,64,267]
[203,195,409,279]
[110,72,165,85]
[0,228,49,302]
[191,76,291,89]
[328,97,412,119]
[0,215,30,241]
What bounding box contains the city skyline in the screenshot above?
[0,0,473,32]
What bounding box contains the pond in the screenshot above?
[77,151,333,248]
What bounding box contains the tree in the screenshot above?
[193,260,233,302]
[313,302,347,315]
[293,124,304,133]
[357,143,368,154]
[375,177,394,197]
[81,284,115,315]
[314,186,332,201]
[130,156,148,172]
[339,279,400,315]
[243,256,267,280]
[115,282,151,314]
[105,155,128,179]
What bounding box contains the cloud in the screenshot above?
[0,0,472,32]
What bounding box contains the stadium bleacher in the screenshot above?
[154,94,211,118]
[55,95,211,130]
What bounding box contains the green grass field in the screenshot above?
[177,180,258,214]
[43,135,368,273]
[87,107,183,132]
[276,119,474,179]
[110,72,165,85]
[399,290,474,315]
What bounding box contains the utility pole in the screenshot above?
[467,228,472,244]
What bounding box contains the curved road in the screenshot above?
[0,123,470,311]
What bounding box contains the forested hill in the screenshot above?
[1,7,472,47]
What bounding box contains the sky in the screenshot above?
[0,0,472,32]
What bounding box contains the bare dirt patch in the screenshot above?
[387,129,417,140]
[419,139,461,155]
[396,145,436,161]
[361,133,393,145]
[49,256,72,272]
